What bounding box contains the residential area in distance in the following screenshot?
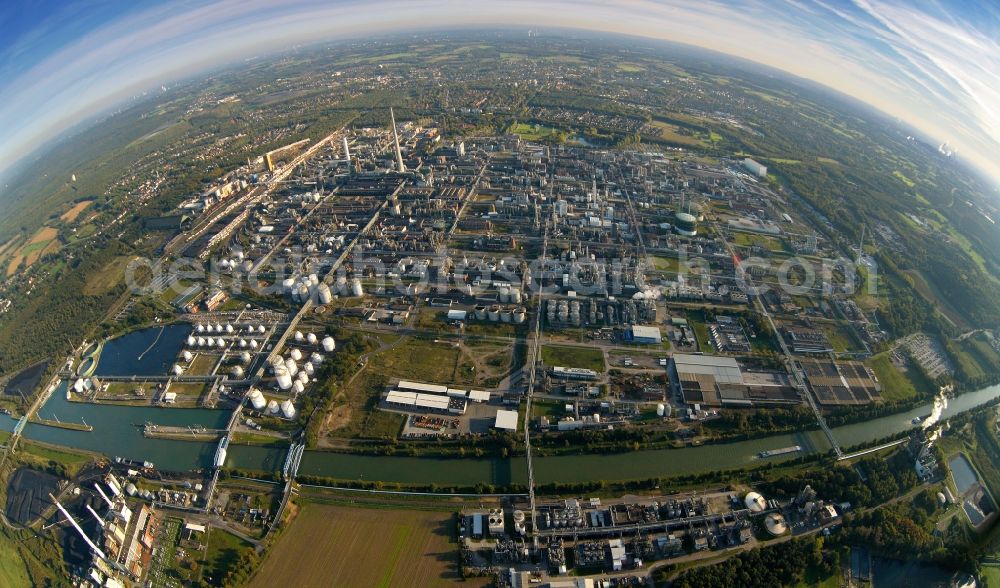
[0,30,998,588]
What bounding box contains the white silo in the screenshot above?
[250,339,259,349]
[292,381,305,395]
[321,336,336,352]
[225,324,234,334]
[196,324,206,333]
[217,338,226,349]
[657,403,666,417]
[297,371,309,385]
[240,351,252,364]
[206,337,215,347]
[306,332,318,345]
[257,325,266,334]
[304,362,315,375]
[182,350,193,362]
[214,323,224,333]
[499,287,510,303]
[351,278,364,297]
[249,389,267,411]
[275,366,293,390]
[501,310,512,323]
[282,278,296,294]
[172,364,184,376]
[231,366,244,379]
[290,348,303,361]
[317,283,333,304]
[239,339,248,348]
[246,325,256,333]
[197,337,206,347]
[267,400,280,414]
[284,358,299,377]
[309,273,319,286]
[514,308,527,324]
[511,289,522,304]
[281,399,297,419]
[186,335,196,347]
[294,331,304,342]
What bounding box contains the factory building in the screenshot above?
[629,325,662,344]
[669,353,799,408]
[742,158,768,178]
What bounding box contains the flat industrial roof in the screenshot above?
[631,325,662,339]
[495,409,519,431]
[672,353,743,385]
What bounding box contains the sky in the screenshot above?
[0,0,998,187]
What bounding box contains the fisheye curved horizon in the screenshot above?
[1,0,999,189]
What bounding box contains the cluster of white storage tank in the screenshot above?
[473,305,527,324]
[247,388,297,419]
[283,275,362,304]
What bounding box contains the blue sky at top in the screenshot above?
[0,0,997,187]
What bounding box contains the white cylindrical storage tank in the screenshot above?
[294,331,304,342]
[249,389,267,410]
[499,287,510,303]
[657,403,666,417]
[511,289,522,303]
[335,275,348,294]
[217,338,226,349]
[214,323,224,333]
[231,366,244,379]
[317,283,333,304]
[275,367,293,390]
[297,371,309,384]
[172,364,184,376]
[239,339,248,348]
[306,332,318,345]
[488,307,500,321]
[250,339,259,349]
[240,351,252,364]
[309,273,319,286]
[281,399,297,419]
[270,355,284,368]
[351,278,364,297]
[290,348,303,361]
[187,335,196,347]
[225,324,234,334]
[206,337,215,347]
[246,325,256,333]
[196,324,206,333]
[258,325,266,334]
[304,362,315,375]
[282,277,296,293]
[311,352,324,365]
[285,358,298,377]
[292,381,305,395]
[501,310,512,323]
[514,308,526,324]
[182,350,193,362]
[267,400,280,414]
[322,336,336,352]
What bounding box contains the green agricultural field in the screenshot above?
[867,353,929,402]
[540,345,605,372]
[373,338,476,385]
[250,504,480,588]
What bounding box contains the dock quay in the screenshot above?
[142,423,224,441]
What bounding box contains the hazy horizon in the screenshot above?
[1,0,998,190]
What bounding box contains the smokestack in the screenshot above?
[390,107,405,173]
[94,483,114,510]
[85,504,105,526]
[50,494,110,562]
[342,136,351,164]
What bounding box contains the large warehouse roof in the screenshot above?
[495,409,519,431]
[672,353,743,385]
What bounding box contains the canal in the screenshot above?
[5,341,1000,485]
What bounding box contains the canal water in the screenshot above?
[94,324,191,377]
[8,375,1000,484]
